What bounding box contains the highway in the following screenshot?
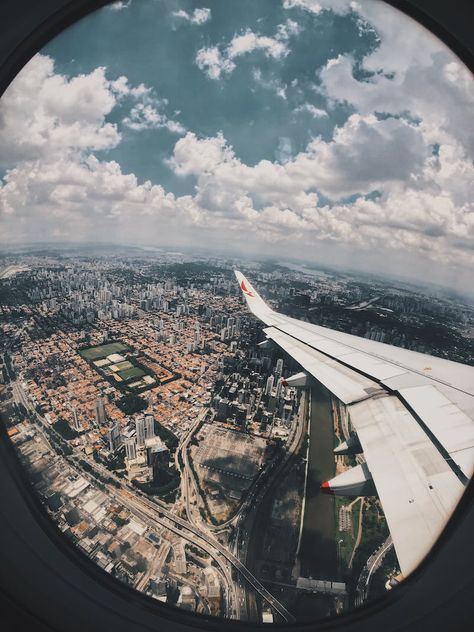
[354,535,393,607]
[13,380,295,623]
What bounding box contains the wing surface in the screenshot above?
[235,270,474,576]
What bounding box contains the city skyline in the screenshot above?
[0,0,473,293]
[2,252,472,621]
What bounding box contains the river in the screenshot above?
[298,381,338,580]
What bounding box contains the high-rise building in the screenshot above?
[95,397,106,426]
[144,414,155,440]
[146,438,169,483]
[282,404,293,425]
[71,407,82,433]
[136,416,146,447]
[216,398,228,422]
[194,321,201,346]
[275,358,284,380]
[275,378,283,399]
[107,421,123,453]
[125,437,137,461]
[265,375,274,396]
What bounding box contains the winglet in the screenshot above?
[234,270,274,324]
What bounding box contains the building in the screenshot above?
[275,358,284,381]
[136,416,145,447]
[144,414,155,440]
[150,578,167,602]
[145,436,169,483]
[71,407,82,433]
[194,321,201,346]
[265,375,274,396]
[125,437,137,461]
[216,398,228,422]
[95,397,106,426]
[202,566,220,613]
[107,421,123,453]
[275,377,283,399]
[173,540,187,574]
[282,403,293,425]
[202,566,220,599]
[178,585,195,612]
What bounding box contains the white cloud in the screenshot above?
[0,154,205,243]
[2,120,473,273]
[0,53,186,165]
[171,114,430,200]
[108,1,131,10]
[195,18,299,80]
[284,0,444,74]
[227,30,289,60]
[123,103,185,134]
[0,54,191,242]
[294,103,328,118]
[318,51,474,154]
[165,119,473,270]
[277,18,301,40]
[283,0,358,16]
[195,47,236,80]
[173,7,211,25]
[0,55,120,167]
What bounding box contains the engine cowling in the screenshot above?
[321,462,376,497]
[281,371,308,388]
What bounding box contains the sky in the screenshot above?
[0,0,473,290]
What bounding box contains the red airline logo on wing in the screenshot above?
[240,279,254,297]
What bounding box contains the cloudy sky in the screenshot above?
[0,0,473,289]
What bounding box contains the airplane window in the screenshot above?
[1,0,473,625]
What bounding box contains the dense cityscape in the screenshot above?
[1,248,473,623]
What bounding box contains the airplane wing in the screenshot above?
[235,270,474,578]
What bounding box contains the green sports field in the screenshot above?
[113,360,133,371]
[118,366,145,381]
[79,342,129,361]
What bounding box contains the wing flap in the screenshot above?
[263,327,384,405]
[349,395,465,577]
[399,384,474,478]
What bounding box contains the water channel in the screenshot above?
[298,381,338,580]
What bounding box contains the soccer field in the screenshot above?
[118,366,145,381]
[79,342,129,361]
